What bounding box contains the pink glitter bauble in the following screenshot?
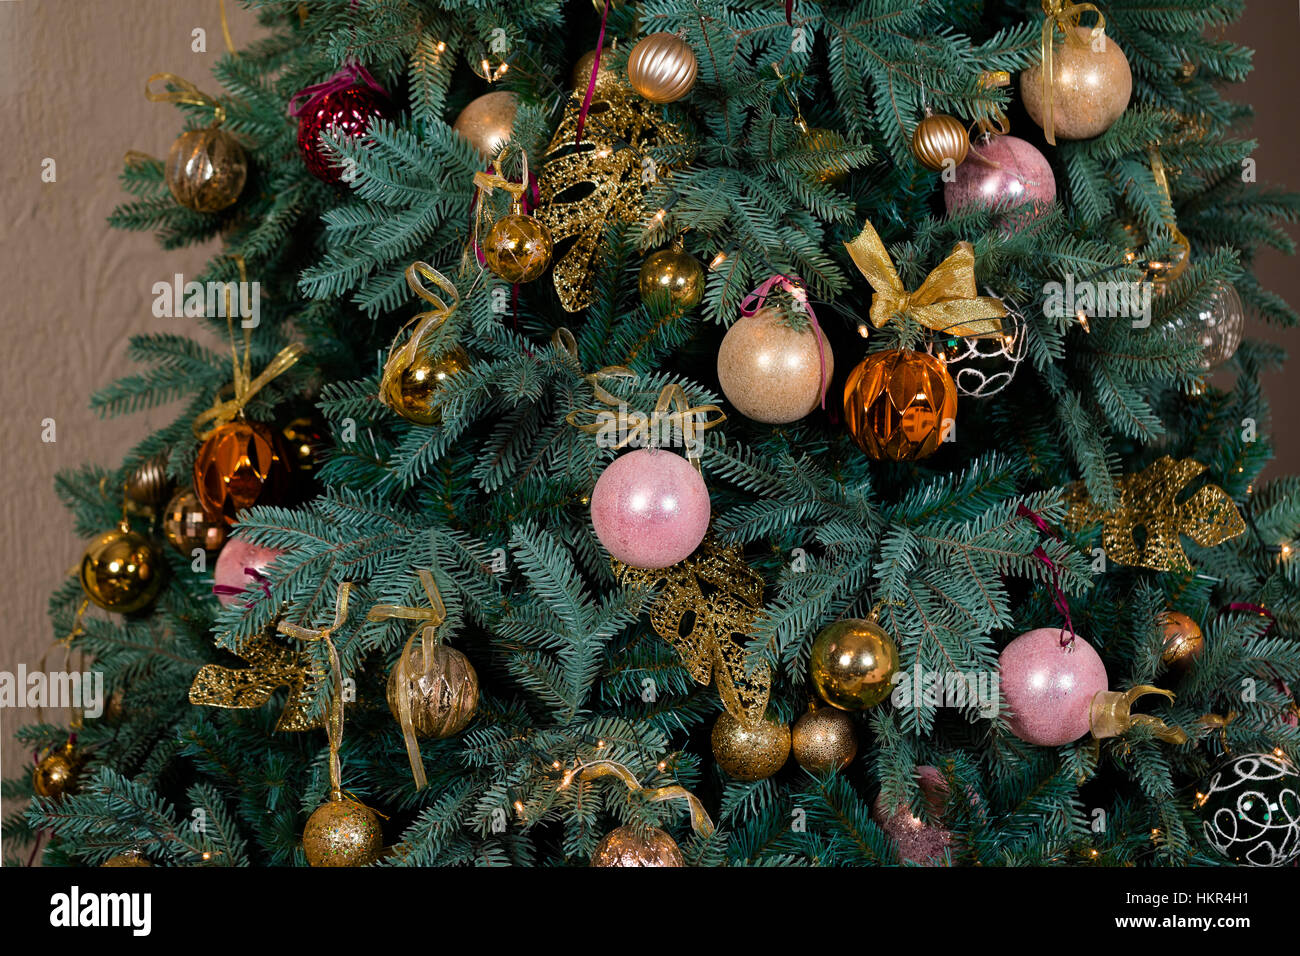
[944,135,1056,224]
[871,765,954,865]
[590,449,711,569]
[999,628,1108,746]
[213,537,284,607]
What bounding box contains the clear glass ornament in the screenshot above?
[1195,283,1244,371]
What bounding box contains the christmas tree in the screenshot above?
[8,0,1300,870]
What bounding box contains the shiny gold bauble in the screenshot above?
[33,742,83,799]
[381,346,471,425]
[124,454,171,510]
[483,211,554,283]
[590,825,684,867]
[1159,610,1205,667]
[1021,26,1132,141]
[843,349,957,461]
[162,489,227,554]
[193,420,290,525]
[571,48,617,91]
[626,32,698,104]
[302,796,383,867]
[102,852,152,867]
[802,127,849,187]
[80,526,165,614]
[386,643,479,738]
[810,618,899,711]
[164,126,247,213]
[638,246,704,314]
[281,415,326,474]
[717,306,834,424]
[451,90,518,159]
[911,112,969,172]
[791,705,858,772]
[710,711,791,781]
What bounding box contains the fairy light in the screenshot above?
[1075,308,1091,333]
[709,251,728,270]
[857,323,870,338]
[1193,791,1209,809]
[436,41,446,53]
[649,208,667,228]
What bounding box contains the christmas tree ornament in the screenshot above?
[189,623,325,732]
[102,852,152,867]
[718,275,833,424]
[80,522,165,614]
[801,126,850,187]
[475,148,553,284]
[843,349,957,461]
[193,420,290,525]
[626,32,697,103]
[289,63,393,185]
[1159,610,1204,667]
[1194,752,1300,866]
[571,48,616,92]
[591,825,684,867]
[710,710,791,781]
[944,135,1056,222]
[1065,456,1246,572]
[380,263,471,426]
[451,90,518,159]
[999,628,1108,746]
[591,448,711,569]
[281,415,327,474]
[124,454,172,511]
[1192,283,1244,371]
[302,793,383,867]
[1021,16,1132,144]
[213,536,284,607]
[911,111,969,172]
[638,238,705,314]
[931,303,1027,399]
[809,616,899,711]
[791,704,858,772]
[32,740,84,800]
[871,765,955,865]
[162,489,227,554]
[146,73,247,213]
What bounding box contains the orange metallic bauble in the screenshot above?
[193,420,289,525]
[1159,610,1205,667]
[843,349,957,461]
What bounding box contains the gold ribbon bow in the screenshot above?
[146,72,227,126]
[560,759,715,837]
[1090,685,1188,744]
[472,143,531,248]
[366,569,448,790]
[1038,1,1106,146]
[378,262,461,414]
[844,219,1006,338]
[566,381,726,464]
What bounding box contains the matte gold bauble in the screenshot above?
[626,32,698,104]
[791,705,858,772]
[710,711,790,781]
[911,112,969,172]
[843,349,956,461]
[102,852,151,867]
[571,48,616,91]
[451,90,518,159]
[302,795,382,867]
[80,525,165,614]
[193,420,290,525]
[484,209,554,283]
[1159,610,1205,667]
[381,346,471,425]
[638,245,704,314]
[802,127,849,187]
[162,489,227,554]
[386,643,479,738]
[810,618,899,711]
[124,454,172,510]
[1021,26,1132,141]
[164,127,247,213]
[717,307,834,424]
[33,742,83,799]
[590,825,684,867]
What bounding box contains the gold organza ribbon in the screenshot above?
[566,381,726,464]
[378,262,461,414]
[218,0,238,57]
[146,72,227,126]
[1090,685,1188,744]
[1037,1,1106,146]
[975,70,1011,138]
[551,327,639,407]
[1147,145,1192,273]
[366,569,448,789]
[844,219,1006,337]
[560,759,715,837]
[472,143,531,249]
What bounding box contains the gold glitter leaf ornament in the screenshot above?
[1065,456,1245,571]
[189,623,326,732]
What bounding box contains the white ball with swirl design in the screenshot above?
[627,33,698,104]
[1194,752,1300,866]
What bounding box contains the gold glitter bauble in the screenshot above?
[626,32,698,104]
[164,127,247,213]
[1021,26,1132,141]
[381,346,471,425]
[80,526,164,614]
[102,852,151,867]
[590,825,684,867]
[303,796,382,867]
[717,306,834,424]
[710,711,790,781]
[124,454,171,510]
[483,211,554,283]
[809,619,899,711]
[791,705,858,772]
[451,90,517,159]
[33,743,83,799]
[638,246,704,314]
[911,112,969,172]
[571,48,616,91]
[162,489,227,553]
[802,127,849,187]
[386,643,479,738]
[1159,610,1205,667]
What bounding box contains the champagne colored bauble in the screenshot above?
[1194,283,1245,371]
[911,113,969,172]
[162,489,227,554]
[102,852,152,867]
[943,135,1056,223]
[213,537,284,607]
[1159,610,1204,667]
[711,711,791,781]
[80,526,165,614]
[718,308,834,424]
[483,211,554,283]
[382,346,471,425]
[998,628,1108,746]
[626,32,698,104]
[791,705,857,772]
[1021,26,1132,141]
[802,127,849,187]
[124,454,172,510]
[809,619,899,711]
[33,743,83,799]
[193,420,290,525]
[590,449,711,569]
[1194,752,1300,867]
[638,247,705,314]
[302,796,383,867]
[296,84,393,184]
[843,349,956,461]
[386,643,479,738]
[871,765,955,865]
[571,48,616,91]
[591,825,684,867]
[165,127,247,213]
[452,90,518,159]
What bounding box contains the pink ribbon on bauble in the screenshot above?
[212,566,273,606]
[1016,504,1076,647]
[738,274,829,409]
[288,62,389,118]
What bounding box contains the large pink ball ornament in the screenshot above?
[871,765,957,865]
[213,537,285,607]
[590,449,711,569]
[998,628,1108,747]
[944,135,1056,226]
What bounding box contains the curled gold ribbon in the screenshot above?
[566,381,726,463]
[551,327,639,407]
[1198,711,1238,754]
[378,262,461,415]
[1145,145,1192,277]
[1090,685,1188,744]
[974,70,1012,138]
[1038,1,1106,146]
[472,143,531,250]
[843,219,1006,337]
[146,72,227,126]
[561,759,715,837]
[218,0,238,57]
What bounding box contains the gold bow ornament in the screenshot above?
[560,759,715,837]
[1036,1,1107,146]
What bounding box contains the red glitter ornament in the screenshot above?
[291,65,393,185]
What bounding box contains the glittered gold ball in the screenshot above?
[193,420,290,525]
[102,852,151,867]
[451,90,518,159]
[711,711,791,781]
[571,48,617,91]
[303,797,382,867]
[381,346,471,425]
[791,706,858,772]
[164,126,247,213]
[810,619,899,711]
[911,112,969,172]
[590,825,684,867]
[33,743,83,799]
[802,127,849,187]
[1159,610,1205,667]
[717,307,834,425]
[627,32,698,104]
[843,349,957,461]
[80,527,164,614]
[124,454,172,510]
[1021,26,1132,141]
[483,212,554,284]
[386,642,479,738]
[638,247,704,313]
[162,489,227,554]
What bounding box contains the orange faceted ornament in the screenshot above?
[843,349,957,461]
[193,420,289,525]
